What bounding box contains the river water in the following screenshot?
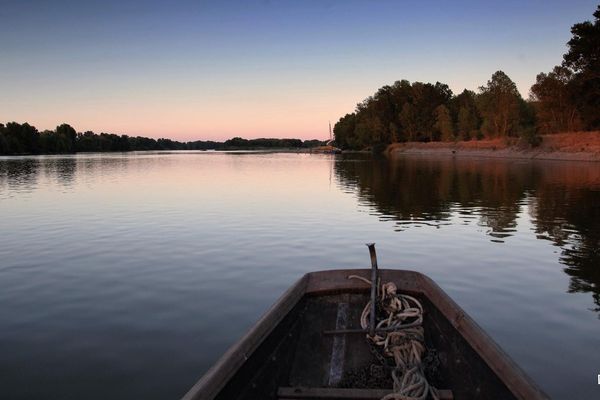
[1,151,599,399]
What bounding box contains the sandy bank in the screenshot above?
[386,132,600,162]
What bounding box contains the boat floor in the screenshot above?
[216,292,512,399]
[186,269,547,400]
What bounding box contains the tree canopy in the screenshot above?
[477,71,524,138]
[562,5,600,129]
[530,66,582,133]
[334,71,533,150]
[334,80,457,150]
[333,5,599,150]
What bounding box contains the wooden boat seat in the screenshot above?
[277,386,454,399]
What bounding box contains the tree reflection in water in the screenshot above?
[529,163,600,315]
[334,153,600,315]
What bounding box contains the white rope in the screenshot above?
[348,276,439,400]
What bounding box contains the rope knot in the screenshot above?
[348,276,439,400]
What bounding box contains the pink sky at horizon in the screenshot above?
[1,73,546,142]
[3,1,596,142]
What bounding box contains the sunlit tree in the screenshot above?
[530,66,581,133]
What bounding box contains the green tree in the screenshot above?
[0,123,6,154]
[389,80,413,142]
[433,104,454,141]
[332,78,454,148]
[562,5,600,129]
[410,82,453,141]
[389,122,399,143]
[457,106,476,140]
[334,113,357,149]
[56,123,77,152]
[399,103,418,141]
[1,122,39,154]
[477,71,523,137]
[451,89,480,140]
[530,66,581,133]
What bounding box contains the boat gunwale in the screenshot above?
[181,274,309,400]
[181,268,548,400]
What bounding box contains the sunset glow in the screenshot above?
[1,0,597,140]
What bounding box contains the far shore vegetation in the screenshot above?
[0,123,325,155]
[333,6,600,152]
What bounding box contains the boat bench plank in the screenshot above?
[278,386,454,400]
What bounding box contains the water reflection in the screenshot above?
[0,158,40,196]
[0,156,78,195]
[43,157,77,187]
[335,155,532,237]
[335,154,600,314]
[531,184,600,315]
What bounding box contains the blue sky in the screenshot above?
[1,0,597,140]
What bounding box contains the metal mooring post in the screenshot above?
[366,243,378,337]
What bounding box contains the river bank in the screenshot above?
[385,131,600,162]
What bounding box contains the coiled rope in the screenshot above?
[348,275,439,400]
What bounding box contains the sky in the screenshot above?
[1,0,598,141]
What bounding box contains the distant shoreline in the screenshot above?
[0,147,316,157]
[385,132,600,162]
[0,121,327,156]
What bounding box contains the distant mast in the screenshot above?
[311,121,341,154]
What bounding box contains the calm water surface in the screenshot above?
[1,152,599,399]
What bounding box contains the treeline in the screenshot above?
[334,5,600,150]
[221,137,323,149]
[0,122,324,155]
